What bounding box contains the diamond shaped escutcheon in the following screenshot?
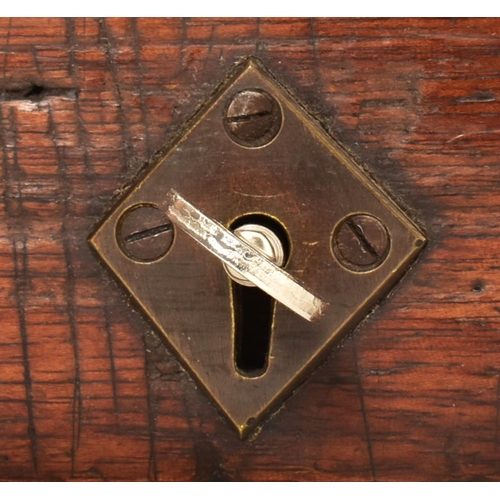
[89,58,426,438]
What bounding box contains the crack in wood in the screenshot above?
[0,83,77,102]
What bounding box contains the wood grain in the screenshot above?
[1,17,500,481]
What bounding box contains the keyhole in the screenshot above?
[229,215,290,377]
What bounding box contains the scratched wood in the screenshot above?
[1,17,500,481]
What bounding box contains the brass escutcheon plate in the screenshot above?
[89,58,426,438]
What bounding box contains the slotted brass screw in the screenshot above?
[333,214,390,271]
[117,205,174,262]
[224,89,282,147]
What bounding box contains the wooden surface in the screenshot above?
[1,17,500,481]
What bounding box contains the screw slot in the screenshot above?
[224,89,282,148]
[117,204,174,263]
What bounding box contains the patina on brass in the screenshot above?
[89,58,426,438]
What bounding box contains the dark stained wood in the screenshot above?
[1,17,500,481]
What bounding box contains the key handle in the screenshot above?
[166,190,328,322]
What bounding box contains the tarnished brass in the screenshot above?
[89,58,426,438]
